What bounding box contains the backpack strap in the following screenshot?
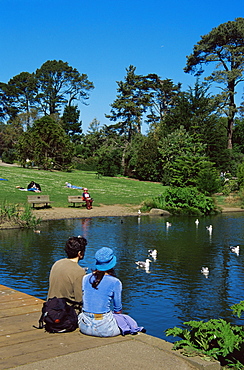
[65,298,82,311]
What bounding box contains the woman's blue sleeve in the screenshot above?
[113,279,123,312]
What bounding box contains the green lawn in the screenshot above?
[0,166,165,208]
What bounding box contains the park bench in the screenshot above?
[68,195,86,207]
[27,195,53,208]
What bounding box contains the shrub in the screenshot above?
[149,187,217,216]
[2,149,17,164]
[96,149,122,177]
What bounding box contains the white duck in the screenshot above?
[206,225,213,233]
[135,259,152,269]
[230,245,240,255]
[195,219,199,226]
[166,221,172,228]
[148,249,157,259]
[201,267,209,278]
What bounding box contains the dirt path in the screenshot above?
[32,204,141,221]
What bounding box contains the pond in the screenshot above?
[0,212,244,342]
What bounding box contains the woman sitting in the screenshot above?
[82,188,93,210]
[78,247,121,337]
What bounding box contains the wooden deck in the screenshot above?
[0,285,130,369]
[0,285,220,370]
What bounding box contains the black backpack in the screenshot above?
[34,297,80,333]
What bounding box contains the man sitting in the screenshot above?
[47,236,87,311]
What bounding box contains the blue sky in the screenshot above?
[0,0,243,133]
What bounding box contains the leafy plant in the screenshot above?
[165,302,244,368]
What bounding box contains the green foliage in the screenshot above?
[35,60,94,115]
[73,156,99,171]
[17,116,74,170]
[2,148,17,164]
[184,18,244,149]
[96,147,122,177]
[166,318,244,367]
[237,162,244,189]
[106,65,151,141]
[0,201,41,228]
[133,135,162,181]
[158,127,211,187]
[196,165,222,195]
[149,187,217,215]
[231,301,244,318]
[61,105,83,143]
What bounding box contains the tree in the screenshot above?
[35,60,94,115]
[184,18,244,149]
[61,105,82,143]
[106,65,151,141]
[158,126,209,186]
[0,72,37,123]
[144,74,181,132]
[17,116,74,170]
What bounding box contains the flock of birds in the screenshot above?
[135,215,241,277]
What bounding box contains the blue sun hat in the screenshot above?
[95,247,117,271]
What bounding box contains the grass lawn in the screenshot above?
[0,166,165,208]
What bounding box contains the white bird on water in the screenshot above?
[201,267,209,278]
[230,245,240,256]
[166,221,172,228]
[148,249,157,259]
[138,209,141,216]
[206,225,213,233]
[135,259,152,269]
[195,219,199,226]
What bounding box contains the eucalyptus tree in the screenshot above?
[35,60,94,115]
[184,17,244,149]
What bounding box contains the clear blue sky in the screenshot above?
[0,0,243,133]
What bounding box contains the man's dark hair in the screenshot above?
[64,236,87,258]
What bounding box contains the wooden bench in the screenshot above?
[68,195,87,207]
[27,195,53,208]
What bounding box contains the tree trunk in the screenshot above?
[227,81,236,150]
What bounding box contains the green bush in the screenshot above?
[149,187,217,215]
[97,149,122,177]
[2,149,17,164]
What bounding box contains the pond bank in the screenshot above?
[0,204,243,229]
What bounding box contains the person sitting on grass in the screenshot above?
[27,181,41,192]
[82,188,93,210]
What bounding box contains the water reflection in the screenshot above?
[0,212,244,341]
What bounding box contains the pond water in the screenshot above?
[0,212,244,342]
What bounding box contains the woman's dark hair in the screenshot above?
[64,236,87,258]
[90,268,116,289]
